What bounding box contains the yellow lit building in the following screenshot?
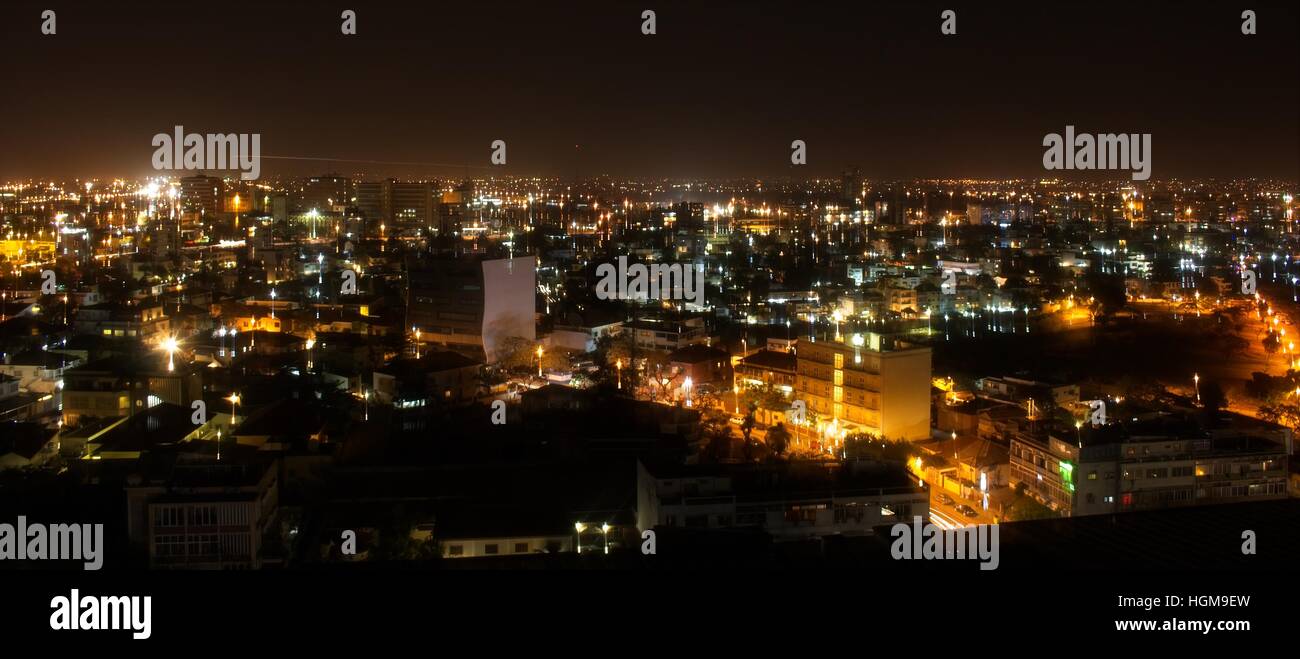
[0,239,56,263]
[795,333,932,441]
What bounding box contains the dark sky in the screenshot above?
[1,1,1297,181]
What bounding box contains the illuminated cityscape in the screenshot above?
[0,0,1296,643]
[3,173,1296,558]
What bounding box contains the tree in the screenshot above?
[767,422,791,458]
[1003,494,1057,522]
[698,409,735,463]
[740,408,756,461]
[496,336,566,373]
[645,365,684,404]
[496,336,538,371]
[740,383,790,424]
[842,432,913,461]
[1259,401,1300,429]
[1086,272,1128,318]
[1262,332,1280,365]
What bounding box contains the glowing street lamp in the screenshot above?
[1194,373,1200,403]
[227,392,241,427]
[536,345,544,377]
[601,523,611,554]
[615,358,623,389]
[574,522,586,554]
[160,336,179,372]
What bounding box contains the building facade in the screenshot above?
[795,333,932,441]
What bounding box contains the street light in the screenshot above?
[160,336,179,372]
[601,523,610,554]
[1194,373,1200,403]
[615,359,622,389]
[536,345,544,377]
[227,392,241,428]
[574,522,586,554]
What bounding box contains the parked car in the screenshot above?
[956,504,979,518]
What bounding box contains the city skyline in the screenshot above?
[2,2,1299,642]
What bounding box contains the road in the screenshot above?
[927,485,997,529]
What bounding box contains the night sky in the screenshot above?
[1,1,1296,181]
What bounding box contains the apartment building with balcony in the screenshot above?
[794,333,931,441]
[1010,416,1289,516]
[126,447,280,569]
[625,317,709,352]
[636,459,927,540]
[72,301,169,341]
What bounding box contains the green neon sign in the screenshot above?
[1059,461,1075,493]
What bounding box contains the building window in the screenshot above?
[484,544,499,555]
[154,535,186,558]
[155,507,182,527]
[514,542,529,554]
[188,506,217,526]
[448,545,463,556]
[833,504,865,524]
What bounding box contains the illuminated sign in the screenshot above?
[1059,461,1075,493]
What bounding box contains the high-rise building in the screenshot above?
[300,175,351,213]
[795,333,932,441]
[841,168,861,204]
[355,179,439,232]
[355,179,392,229]
[391,181,436,229]
[407,256,536,362]
[180,175,224,216]
[438,187,469,236]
